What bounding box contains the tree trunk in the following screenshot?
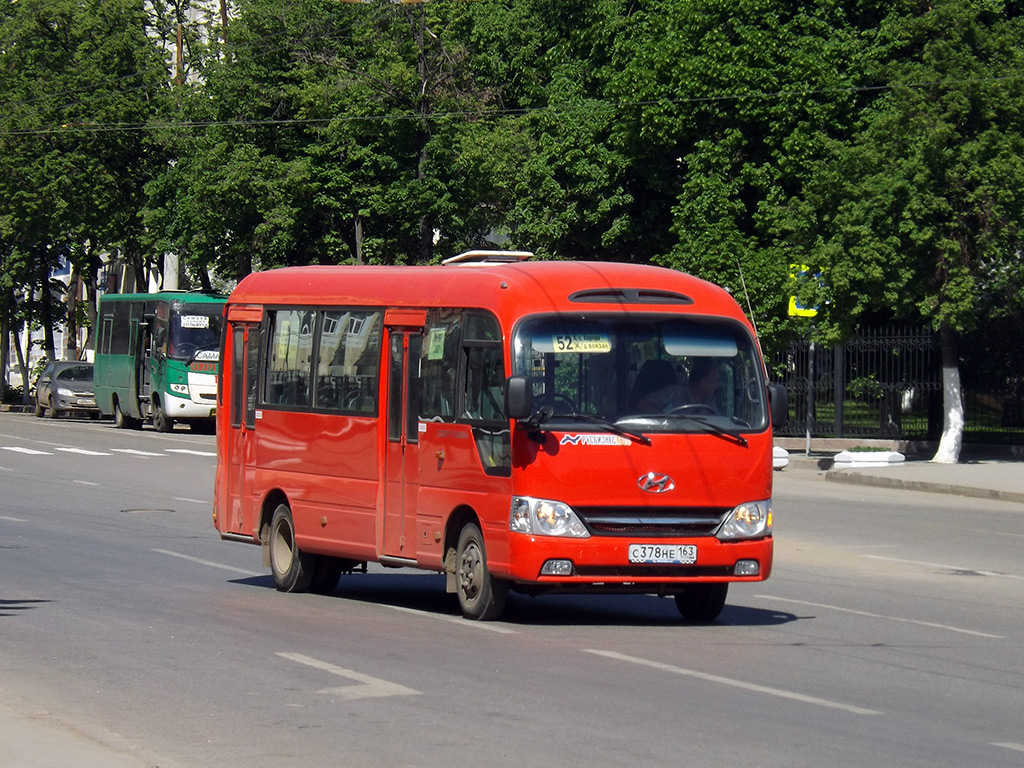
[932,324,963,464]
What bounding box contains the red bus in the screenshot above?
[213,252,787,621]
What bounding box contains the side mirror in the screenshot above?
[504,375,532,420]
[767,383,789,428]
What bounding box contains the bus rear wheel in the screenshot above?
[269,503,314,593]
[455,523,508,621]
[674,583,728,623]
[113,399,139,429]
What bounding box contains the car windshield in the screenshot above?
[56,365,93,383]
[168,305,223,361]
[511,314,768,433]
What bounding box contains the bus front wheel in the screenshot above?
[152,400,174,433]
[674,583,728,623]
[269,503,314,593]
[455,523,508,621]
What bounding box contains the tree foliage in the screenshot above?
[4,0,1024,455]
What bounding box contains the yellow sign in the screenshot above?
[788,264,819,318]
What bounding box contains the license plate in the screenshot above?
[628,544,697,564]
[77,398,96,407]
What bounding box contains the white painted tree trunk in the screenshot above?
[932,327,963,464]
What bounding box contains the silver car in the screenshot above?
[34,361,100,418]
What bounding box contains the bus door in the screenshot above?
[136,309,153,414]
[225,314,262,537]
[382,310,425,559]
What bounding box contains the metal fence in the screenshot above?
[769,326,1024,444]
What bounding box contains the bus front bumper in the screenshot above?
[500,534,772,592]
[163,391,217,420]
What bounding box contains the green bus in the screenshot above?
[94,291,226,432]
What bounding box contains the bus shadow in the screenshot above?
[230,572,799,627]
[0,598,52,618]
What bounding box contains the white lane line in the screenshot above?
[57,447,111,456]
[755,596,1003,639]
[994,743,1024,753]
[111,448,163,457]
[1,446,51,455]
[277,652,421,700]
[383,604,519,633]
[74,480,100,487]
[862,554,1024,581]
[0,515,27,522]
[174,497,209,505]
[586,649,881,716]
[166,449,216,457]
[153,548,262,577]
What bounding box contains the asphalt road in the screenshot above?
[2,412,1023,768]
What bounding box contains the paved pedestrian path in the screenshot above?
[780,449,1024,504]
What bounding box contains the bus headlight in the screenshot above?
[510,497,590,538]
[716,500,772,540]
[170,383,189,395]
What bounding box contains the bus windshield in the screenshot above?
[512,314,768,433]
[169,303,223,362]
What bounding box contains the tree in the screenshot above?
[607,0,873,350]
[795,0,1024,462]
[0,0,171,369]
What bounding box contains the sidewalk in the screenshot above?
[780,449,1024,504]
[0,698,156,768]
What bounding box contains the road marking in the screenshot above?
[383,604,519,633]
[57,447,111,456]
[586,649,881,715]
[174,497,209,505]
[166,449,217,457]
[111,448,163,457]
[0,515,27,522]
[994,743,1024,753]
[1,446,51,455]
[74,480,100,486]
[278,652,421,700]
[153,548,262,577]
[862,554,1024,581]
[754,595,1003,639]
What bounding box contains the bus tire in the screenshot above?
[113,399,135,429]
[269,503,314,593]
[674,583,728,623]
[309,557,343,595]
[455,523,508,621]
[152,400,174,433]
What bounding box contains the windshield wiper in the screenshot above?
[660,413,748,447]
[533,409,651,446]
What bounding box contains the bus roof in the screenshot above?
[227,260,751,328]
[99,291,226,304]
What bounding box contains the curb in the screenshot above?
[823,470,1024,504]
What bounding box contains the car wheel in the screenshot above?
[34,396,44,418]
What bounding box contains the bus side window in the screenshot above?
[315,310,381,413]
[420,309,461,421]
[461,313,504,424]
[267,309,314,408]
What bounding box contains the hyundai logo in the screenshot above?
[638,472,675,494]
